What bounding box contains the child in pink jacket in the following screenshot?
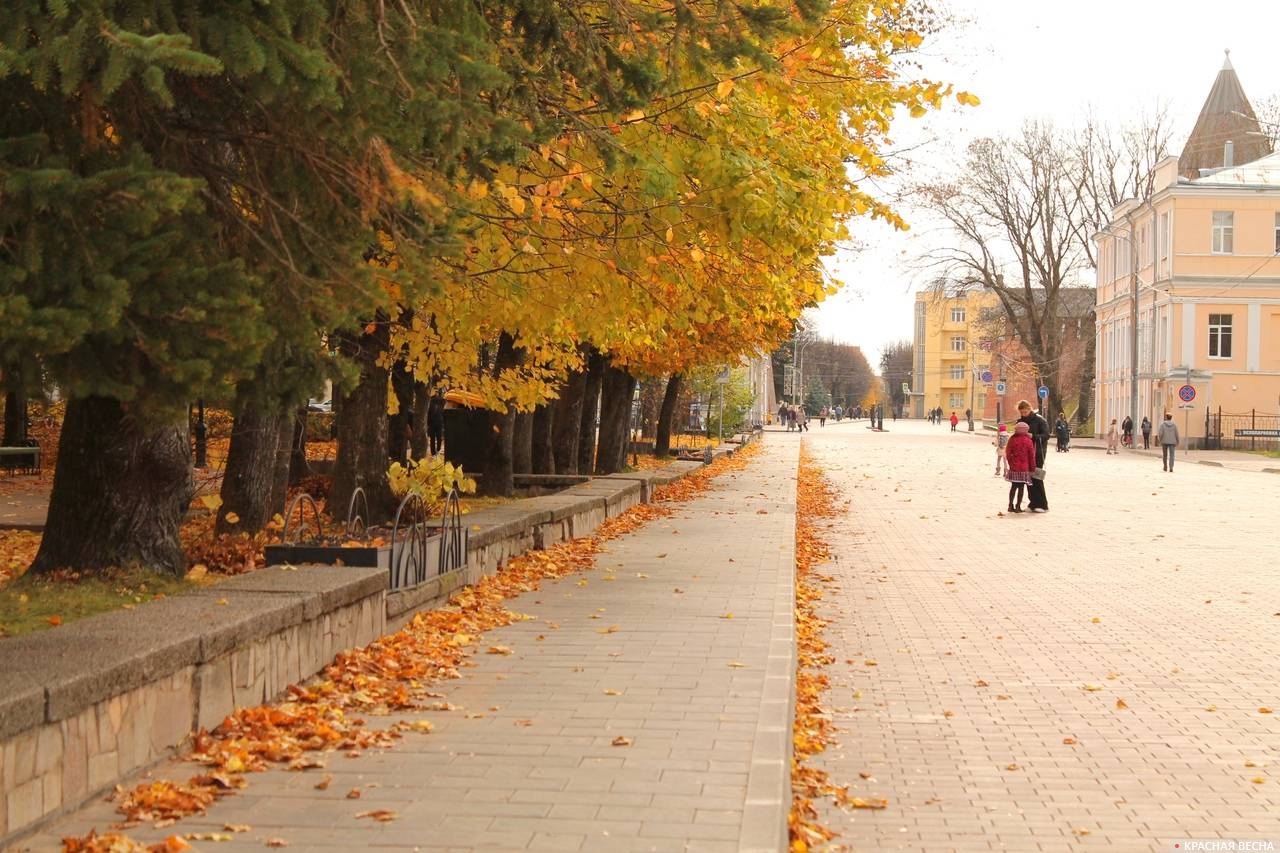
[1004,422,1036,513]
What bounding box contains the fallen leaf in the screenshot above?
[1252,777,1267,785]
[355,810,398,822]
[346,788,361,799]
[223,512,240,525]
[1260,707,1274,714]
[164,836,192,852]
[1082,684,1104,692]
[1206,705,1218,712]
[185,833,233,842]
[974,679,988,687]
[186,564,208,581]
[265,839,290,848]
[1115,698,1128,709]
[486,645,513,655]
[1245,760,1258,768]
[515,719,533,727]
[636,573,649,579]
[858,772,874,780]
[611,736,632,747]
[996,694,1011,701]
[864,660,878,667]
[408,720,433,733]
[850,797,888,809]
[721,613,734,619]
[313,775,332,791]
[46,614,62,627]
[1073,828,1091,837]
[942,710,955,718]
[224,824,251,833]
[215,598,229,606]
[673,588,684,593]
[603,689,622,696]
[728,661,747,668]
[1004,763,1020,771]
[1090,617,1101,624]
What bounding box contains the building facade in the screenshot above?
[1094,153,1280,446]
[911,290,996,420]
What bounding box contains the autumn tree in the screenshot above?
[879,340,914,417]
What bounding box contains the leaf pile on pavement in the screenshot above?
[63,444,759,849]
[790,448,869,851]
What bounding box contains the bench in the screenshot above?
[0,441,40,475]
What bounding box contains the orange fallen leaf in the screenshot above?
[266,840,290,848]
[1115,698,1128,709]
[1252,777,1266,785]
[1260,707,1273,714]
[355,809,398,822]
[164,836,192,852]
[1062,737,1078,745]
[1004,763,1020,771]
[346,788,361,799]
[46,614,62,627]
[486,645,513,655]
[611,736,632,747]
[850,797,888,809]
[974,679,988,687]
[224,824,251,833]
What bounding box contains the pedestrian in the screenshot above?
[1158,412,1180,472]
[1016,400,1050,512]
[1121,415,1134,449]
[1106,418,1119,454]
[798,406,809,431]
[993,423,1008,476]
[819,406,828,428]
[1054,412,1070,452]
[777,402,788,427]
[1140,415,1152,449]
[426,390,445,456]
[949,411,959,432]
[786,405,796,432]
[1004,422,1036,513]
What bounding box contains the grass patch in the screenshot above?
[0,566,202,638]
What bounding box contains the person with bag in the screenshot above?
[1106,418,1120,454]
[1140,415,1152,449]
[1004,422,1036,513]
[1016,400,1050,512]
[1158,412,1180,472]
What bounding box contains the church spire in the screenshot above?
[1178,52,1271,179]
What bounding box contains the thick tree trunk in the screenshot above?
[577,347,605,474]
[654,373,682,457]
[388,360,414,464]
[3,390,26,445]
[332,322,397,523]
[217,384,288,535]
[552,356,589,474]
[1076,312,1096,426]
[288,406,309,485]
[595,361,635,474]
[31,396,191,575]
[410,381,430,461]
[480,333,520,496]
[269,415,294,525]
[512,411,533,475]
[531,404,555,474]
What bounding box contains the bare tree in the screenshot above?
[1254,95,1280,149]
[879,340,913,417]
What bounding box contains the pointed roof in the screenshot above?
[1178,51,1273,179]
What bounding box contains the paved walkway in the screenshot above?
[23,440,800,852]
[805,418,1280,851]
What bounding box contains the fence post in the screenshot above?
[1252,409,1257,452]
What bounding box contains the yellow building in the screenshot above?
[911,290,998,420]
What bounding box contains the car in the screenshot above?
[307,399,332,413]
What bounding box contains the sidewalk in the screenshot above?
[22,440,801,852]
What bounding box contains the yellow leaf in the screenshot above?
[604,689,622,696]
[508,195,526,215]
[186,564,208,581]
[200,494,222,511]
[664,227,674,243]
[611,736,632,747]
[1090,617,1101,624]
[850,797,888,809]
[486,645,514,655]
[721,613,734,619]
[1115,698,1128,709]
[223,511,240,524]
[956,91,982,107]
[624,109,645,122]
[1252,777,1267,785]
[716,79,735,99]
[1260,707,1274,714]
[409,720,434,733]
[1082,684,1103,692]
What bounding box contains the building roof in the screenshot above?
[1177,52,1272,179]
[1188,151,1280,188]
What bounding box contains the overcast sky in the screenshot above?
[813,0,1279,368]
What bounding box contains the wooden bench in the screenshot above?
[0,443,40,475]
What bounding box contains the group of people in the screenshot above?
[778,403,809,432]
[991,400,1051,514]
[926,406,959,426]
[1106,413,1180,470]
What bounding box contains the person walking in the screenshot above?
[993,423,1009,476]
[1158,413,1180,471]
[797,405,809,432]
[819,406,828,428]
[1004,422,1036,513]
[426,390,446,457]
[1016,400,1050,512]
[1140,415,1152,449]
[1106,418,1120,454]
[1121,415,1134,449]
[1054,412,1071,452]
[949,411,959,432]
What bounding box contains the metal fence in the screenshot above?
[1204,408,1280,452]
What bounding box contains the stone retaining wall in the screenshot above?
[0,447,746,845]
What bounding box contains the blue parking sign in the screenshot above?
[1037,386,1049,399]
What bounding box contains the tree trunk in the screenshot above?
[288,406,309,485]
[577,347,605,474]
[595,361,635,474]
[31,396,191,575]
[654,373,682,457]
[1076,312,1096,426]
[332,322,397,523]
[269,415,294,524]
[3,390,26,445]
[531,404,555,474]
[480,332,520,496]
[410,381,430,461]
[512,411,533,475]
[387,360,414,464]
[552,354,589,474]
[217,384,288,535]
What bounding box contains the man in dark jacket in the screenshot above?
[1017,400,1050,512]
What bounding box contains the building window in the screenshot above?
[1212,211,1234,254]
[1208,313,1233,359]
[950,336,966,352]
[949,364,964,380]
[951,307,966,323]
[948,393,965,408]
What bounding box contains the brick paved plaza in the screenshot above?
[806,419,1280,851]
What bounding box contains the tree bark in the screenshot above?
[654,373,682,457]
[31,396,191,575]
[217,383,289,535]
[480,332,520,496]
[552,354,589,474]
[410,381,430,460]
[3,390,26,445]
[288,406,309,485]
[577,347,605,474]
[531,404,555,474]
[269,415,294,524]
[595,361,635,474]
[387,360,414,464]
[512,411,533,475]
[332,321,397,523]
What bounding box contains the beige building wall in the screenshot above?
[912,290,998,420]
[1094,154,1280,445]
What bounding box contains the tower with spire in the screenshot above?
[1177,50,1272,179]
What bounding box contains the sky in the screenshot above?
[814,0,1280,368]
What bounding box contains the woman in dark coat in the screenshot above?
[1017,400,1050,512]
[1053,412,1071,453]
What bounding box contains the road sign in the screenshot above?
[995,381,1006,395]
[980,370,992,383]
[901,382,909,394]
[1177,384,1196,403]
[1037,386,1049,399]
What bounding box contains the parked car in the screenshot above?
[307,399,332,413]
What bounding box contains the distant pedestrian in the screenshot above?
[1158,413,1180,472]
[1004,422,1036,513]
[1016,400,1050,512]
[1106,419,1119,454]
[426,390,445,456]
[1054,412,1070,452]
[1140,416,1152,449]
[993,423,1008,476]
[819,406,828,428]
[777,402,788,427]
[1121,415,1134,448]
[949,411,959,432]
